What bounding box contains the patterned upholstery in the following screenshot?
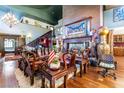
[99,54,115,69]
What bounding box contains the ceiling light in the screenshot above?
[0,11,19,28]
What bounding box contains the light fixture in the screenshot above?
[50,26,54,31]
[0,11,19,28]
[27,33,32,38]
[20,34,25,38]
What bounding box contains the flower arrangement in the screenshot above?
[49,55,60,70]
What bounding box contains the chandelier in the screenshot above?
[0,12,19,28]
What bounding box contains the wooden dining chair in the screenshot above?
[23,51,46,85]
[34,48,49,62]
[82,48,90,66]
[62,52,77,78]
[18,50,27,73]
[41,52,70,88]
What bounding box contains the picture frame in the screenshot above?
[113,7,124,22]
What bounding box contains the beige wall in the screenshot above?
[63,5,101,30]
[0,21,50,44]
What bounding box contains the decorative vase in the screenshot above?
[97,27,110,57]
[98,43,110,55]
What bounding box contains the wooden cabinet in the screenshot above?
[114,34,124,44]
[113,34,124,56]
[114,47,124,56]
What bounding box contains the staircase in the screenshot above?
[27,31,52,48]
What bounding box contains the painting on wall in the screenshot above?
[65,18,91,38]
[113,6,124,22]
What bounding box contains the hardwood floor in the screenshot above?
[0,60,18,88]
[0,56,124,88]
[64,56,124,88]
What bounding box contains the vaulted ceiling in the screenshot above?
[0,5,122,25]
[0,5,62,25]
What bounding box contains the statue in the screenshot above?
[97,27,110,58]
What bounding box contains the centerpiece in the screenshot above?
[48,29,61,71]
[48,42,60,71]
[49,55,60,71]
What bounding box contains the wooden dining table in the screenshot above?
[39,66,68,88]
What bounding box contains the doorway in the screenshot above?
[4,39,16,53]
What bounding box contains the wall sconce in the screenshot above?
[27,33,32,39]
[50,26,54,31]
[20,35,25,38]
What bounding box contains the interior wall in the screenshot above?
[63,5,101,30]
[104,6,124,29]
[0,34,25,53]
[113,28,124,35]
[0,21,50,44]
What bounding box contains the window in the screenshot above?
[4,39,14,48]
[4,39,15,52]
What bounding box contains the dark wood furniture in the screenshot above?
[63,35,91,78]
[24,56,44,85]
[60,51,87,78]
[41,67,68,88]
[18,56,26,72]
[35,48,49,61]
[20,50,47,85]
[40,53,76,88]
[113,34,124,56]
[75,56,87,77]
[67,49,89,77]
[0,51,5,58]
[62,53,77,78]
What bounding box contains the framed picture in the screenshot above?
[113,7,124,22]
[65,17,91,38]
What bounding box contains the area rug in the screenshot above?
[15,65,80,88]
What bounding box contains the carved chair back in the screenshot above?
[62,52,76,69]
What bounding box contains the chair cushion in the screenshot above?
[99,61,115,68]
[99,54,115,68]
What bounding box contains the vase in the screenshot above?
[98,43,110,55]
[97,27,110,57]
